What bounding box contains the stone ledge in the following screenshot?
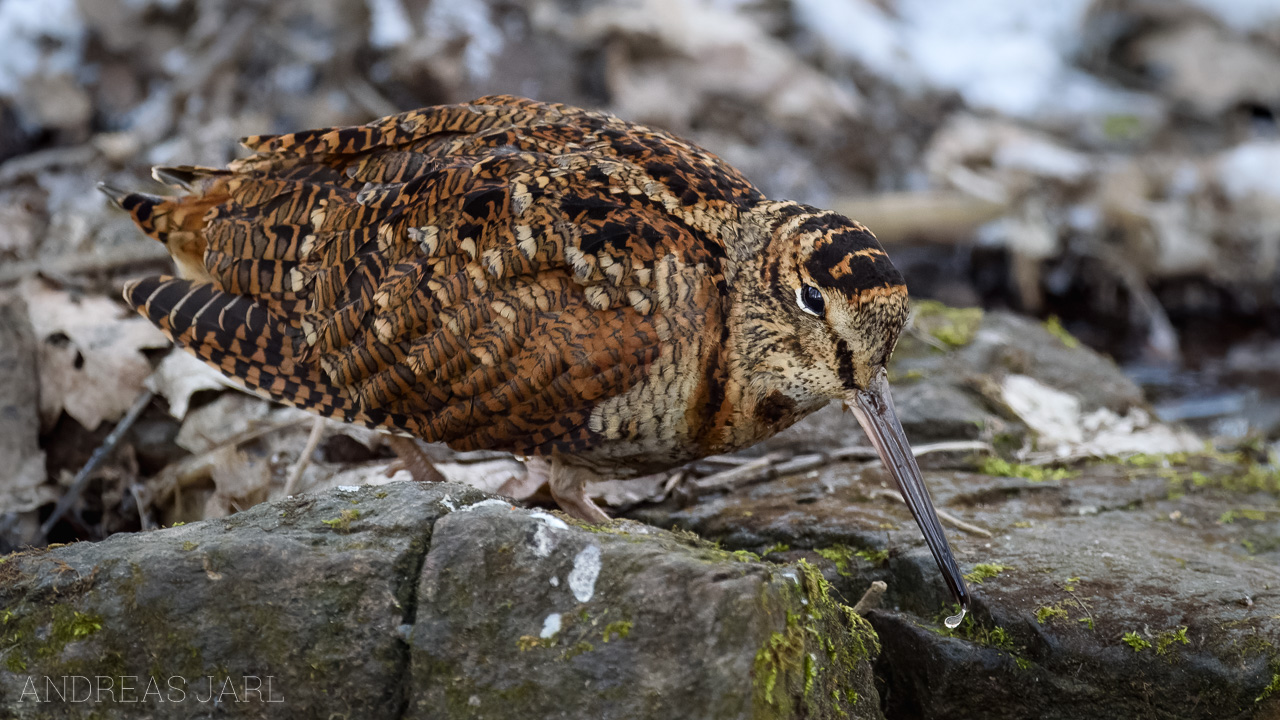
[0,482,881,720]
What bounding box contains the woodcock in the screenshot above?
[105,95,970,623]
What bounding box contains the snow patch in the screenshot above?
[423,0,503,80]
[367,0,413,48]
[1002,375,1085,445]
[1001,374,1200,456]
[121,0,184,8]
[794,0,1159,123]
[792,0,913,87]
[1217,140,1280,202]
[991,136,1092,182]
[0,0,85,96]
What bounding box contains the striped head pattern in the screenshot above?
[751,202,909,398]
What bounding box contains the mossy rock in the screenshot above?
[0,482,479,719]
[0,484,882,720]
[631,452,1280,720]
[909,300,984,348]
[408,503,882,719]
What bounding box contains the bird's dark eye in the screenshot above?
[799,285,825,316]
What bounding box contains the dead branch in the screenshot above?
[691,440,991,496]
[40,390,154,538]
[867,488,993,538]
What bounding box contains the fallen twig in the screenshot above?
[697,454,758,466]
[346,76,399,119]
[911,440,995,456]
[853,580,888,615]
[283,418,327,496]
[0,243,173,286]
[907,326,953,353]
[692,452,790,493]
[40,390,154,539]
[691,440,992,496]
[829,190,1008,245]
[129,483,153,532]
[149,416,315,505]
[867,488,993,538]
[0,144,98,185]
[173,10,256,95]
[654,469,686,504]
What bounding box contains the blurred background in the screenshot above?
[1,0,1279,546]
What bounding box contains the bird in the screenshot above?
[103,95,969,621]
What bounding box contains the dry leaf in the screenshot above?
[0,202,40,255]
[207,445,275,515]
[20,277,169,431]
[174,393,284,454]
[326,422,383,451]
[145,349,237,419]
[1001,374,1200,457]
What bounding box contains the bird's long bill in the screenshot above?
[851,370,970,628]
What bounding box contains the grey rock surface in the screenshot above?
[408,500,881,719]
[0,482,882,719]
[0,480,467,719]
[628,458,1280,720]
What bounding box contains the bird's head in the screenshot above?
[763,208,910,393]
[754,204,970,625]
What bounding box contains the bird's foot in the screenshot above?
[548,457,612,524]
[383,436,448,483]
[496,456,551,500]
[553,491,612,525]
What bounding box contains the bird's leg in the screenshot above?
[497,456,551,499]
[384,435,448,483]
[549,456,611,524]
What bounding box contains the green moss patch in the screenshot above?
[1,603,105,674]
[964,563,1009,584]
[1042,316,1080,348]
[321,508,360,532]
[813,545,888,578]
[751,561,879,719]
[1155,626,1190,656]
[1123,631,1151,652]
[1258,659,1280,704]
[927,606,1031,671]
[1035,605,1069,625]
[911,300,984,348]
[1115,450,1280,497]
[1219,508,1271,524]
[976,457,1076,482]
[602,620,632,643]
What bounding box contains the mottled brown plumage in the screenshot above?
[108,95,970,619]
